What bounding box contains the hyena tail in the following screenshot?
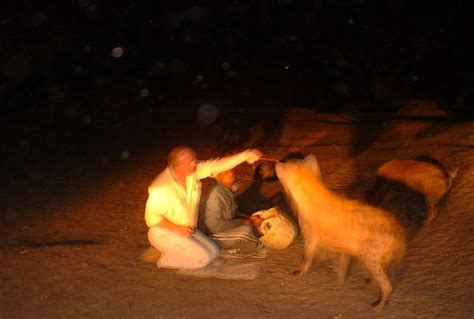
[390,230,408,274]
[391,233,408,272]
[139,246,161,263]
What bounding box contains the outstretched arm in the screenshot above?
[212,149,262,176]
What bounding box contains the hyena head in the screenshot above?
[275,154,321,183]
[254,152,309,181]
[275,154,322,212]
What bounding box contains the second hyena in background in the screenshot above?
[275,154,407,309]
[366,155,457,233]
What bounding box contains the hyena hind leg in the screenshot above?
[336,253,351,285]
[361,257,393,310]
[293,236,319,276]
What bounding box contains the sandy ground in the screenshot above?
[1,108,473,318]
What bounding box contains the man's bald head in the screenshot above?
[168,146,196,168]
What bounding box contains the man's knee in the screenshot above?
[193,249,217,268]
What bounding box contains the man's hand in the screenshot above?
[157,218,195,237]
[245,149,263,164]
[243,218,253,225]
[174,225,195,237]
[246,215,263,227]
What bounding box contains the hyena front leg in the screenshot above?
[293,235,319,276]
[336,253,351,285]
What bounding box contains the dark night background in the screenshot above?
[1,0,473,164]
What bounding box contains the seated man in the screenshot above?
[200,169,263,252]
[145,146,262,270]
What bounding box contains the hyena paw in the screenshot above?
[292,269,305,276]
[371,299,385,311]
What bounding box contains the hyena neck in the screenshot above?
[288,175,332,209]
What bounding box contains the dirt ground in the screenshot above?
[1,108,473,318]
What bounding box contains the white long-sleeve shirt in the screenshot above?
[144,159,219,228]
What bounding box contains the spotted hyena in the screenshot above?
[366,155,457,230]
[275,154,407,309]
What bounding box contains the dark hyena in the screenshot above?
[367,155,457,229]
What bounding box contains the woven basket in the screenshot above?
[252,207,299,249]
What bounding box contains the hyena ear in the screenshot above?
[304,154,322,179]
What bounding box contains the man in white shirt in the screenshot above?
[145,146,262,269]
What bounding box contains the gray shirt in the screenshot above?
[201,182,245,234]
